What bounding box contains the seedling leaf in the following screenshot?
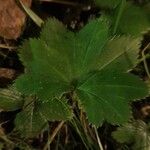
[112,120,150,150]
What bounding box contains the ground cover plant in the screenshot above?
[0,0,150,149]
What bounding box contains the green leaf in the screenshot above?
[0,88,23,111]
[76,36,146,125]
[15,99,48,137]
[14,17,148,127]
[92,36,141,72]
[73,17,109,77]
[112,120,150,150]
[114,2,150,36]
[15,97,72,137]
[77,70,147,125]
[40,17,109,77]
[113,123,135,144]
[40,18,75,80]
[95,0,121,8]
[15,17,109,96]
[15,39,70,100]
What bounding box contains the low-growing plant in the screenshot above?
[0,0,150,149]
[0,16,149,137]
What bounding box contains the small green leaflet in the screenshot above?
[112,120,150,150]
[14,17,148,127]
[112,2,150,36]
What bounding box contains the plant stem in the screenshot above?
[51,121,64,143]
[43,121,64,150]
[138,54,150,64]
[0,44,17,50]
[94,126,104,150]
[19,0,44,27]
[0,122,14,146]
[71,116,95,149]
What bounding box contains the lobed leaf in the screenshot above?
[72,17,109,77]
[15,38,70,100]
[77,70,147,125]
[14,17,148,127]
